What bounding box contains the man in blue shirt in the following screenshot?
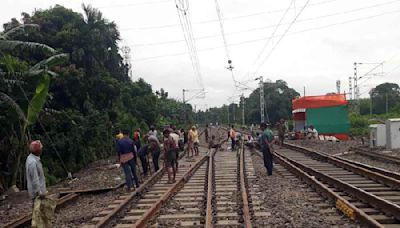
[117,129,140,190]
[259,122,274,176]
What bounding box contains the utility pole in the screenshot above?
[336,80,341,94]
[370,92,373,116]
[227,105,230,124]
[386,93,389,114]
[241,94,245,126]
[348,75,353,100]
[182,89,186,124]
[232,103,236,123]
[354,62,360,113]
[354,62,358,100]
[257,76,265,123]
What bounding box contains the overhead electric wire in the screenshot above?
[98,0,171,9]
[247,0,295,80]
[121,0,340,31]
[133,8,400,62]
[175,0,205,90]
[131,0,400,47]
[214,0,238,89]
[252,0,311,77]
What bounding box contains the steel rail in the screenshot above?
[134,154,209,227]
[284,143,400,190]
[93,167,165,228]
[351,147,400,165]
[284,142,400,181]
[3,193,79,228]
[252,150,383,228]
[59,183,125,196]
[239,142,252,228]
[278,150,400,221]
[334,155,400,181]
[205,150,214,227]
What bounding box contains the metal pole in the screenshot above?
[259,76,265,123]
[386,93,389,114]
[233,103,236,123]
[182,89,186,124]
[227,105,230,124]
[349,76,353,100]
[370,93,373,116]
[241,94,245,126]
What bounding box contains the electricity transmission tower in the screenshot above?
[255,76,265,123]
[121,46,132,79]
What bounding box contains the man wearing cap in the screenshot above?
[259,123,274,176]
[26,140,47,202]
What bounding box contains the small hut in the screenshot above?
[292,94,350,140]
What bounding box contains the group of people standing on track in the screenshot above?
[115,124,206,190]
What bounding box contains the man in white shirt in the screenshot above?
[26,140,47,201]
[307,125,319,139]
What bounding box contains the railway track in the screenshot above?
[147,137,273,227]
[274,143,400,227]
[2,183,127,228]
[350,147,400,166]
[81,150,208,228]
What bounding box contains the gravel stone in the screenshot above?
[250,151,358,228]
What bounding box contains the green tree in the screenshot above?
[370,82,400,114]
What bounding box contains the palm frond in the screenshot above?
[30,53,69,71]
[0,40,56,56]
[0,92,27,122]
[2,24,40,40]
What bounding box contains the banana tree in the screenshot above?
[0,24,68,189]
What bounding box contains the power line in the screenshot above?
[133,9,400,62]
[98,0,170,9]
[252,0,311,77]
[121,0,340,31]
[130,0,400,47]
[247,0,295,80]
[175,0,205,90]
[214,0,238,89]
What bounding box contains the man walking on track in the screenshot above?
[259,123,274,176]
[277,118,287,148]
[170,129,180,172]
[229,125,236,151]
[204,124,209,143]
[163,129,177,184]
[191,126,200,156]
[117,129,140,191]
[188,127,194,157]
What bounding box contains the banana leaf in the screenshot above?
[24,74,50,131]
[0,40,56,56]
[30,53,69,71]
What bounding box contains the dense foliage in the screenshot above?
[349,82,400,137]
[0,5,193,192]
[197,80,300,126]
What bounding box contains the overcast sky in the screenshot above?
[2,0,400,109]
